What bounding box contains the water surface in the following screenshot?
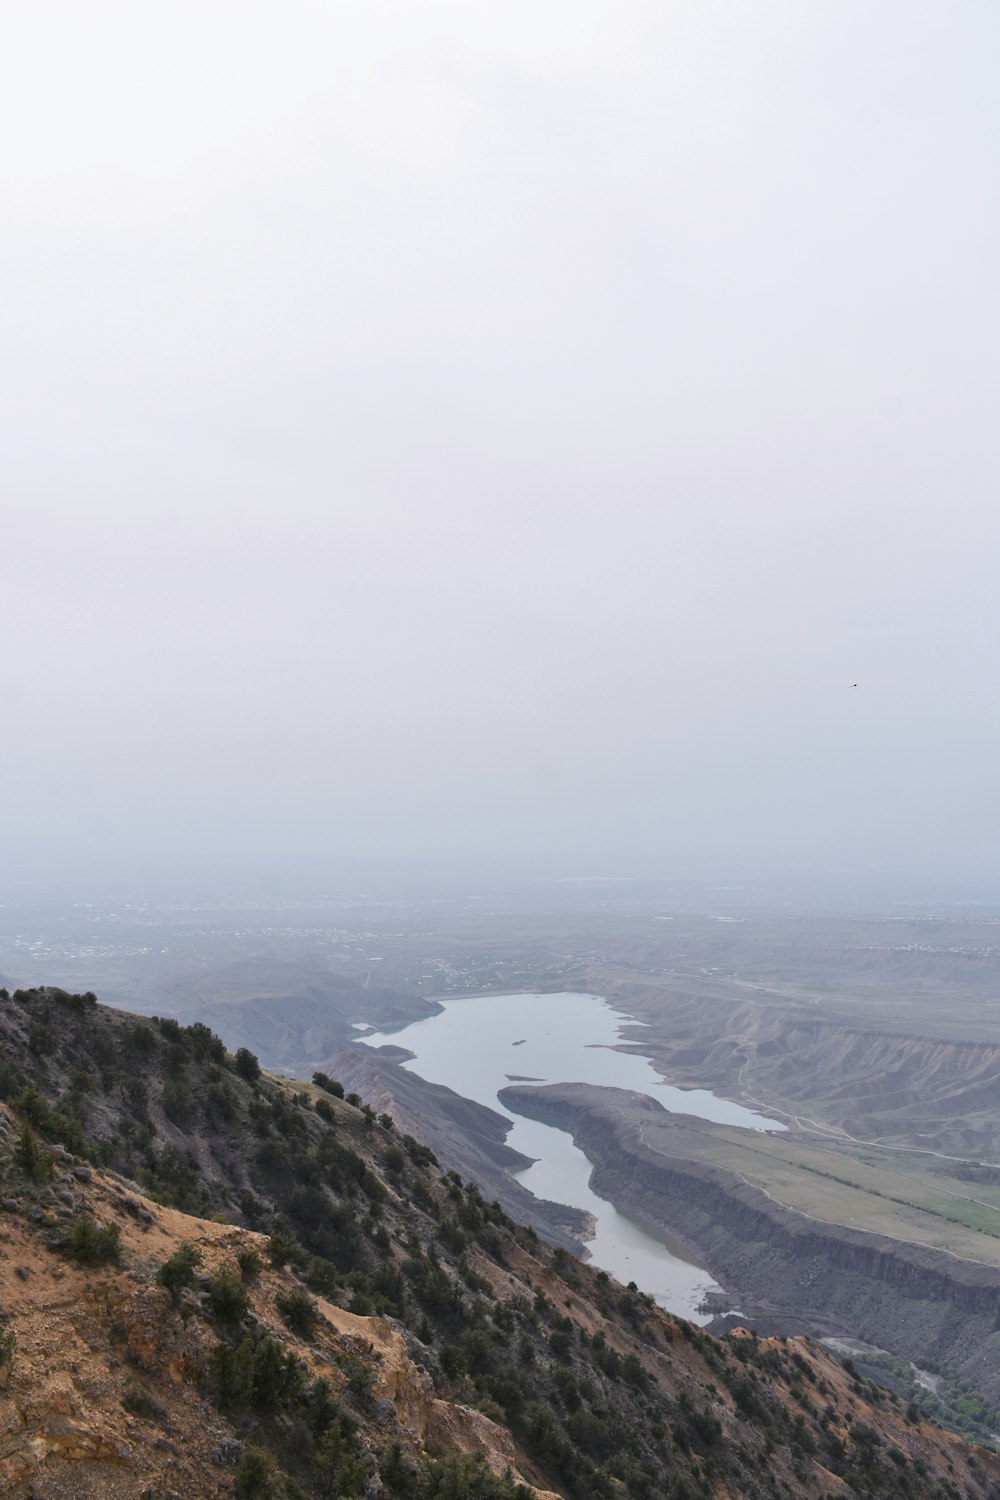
[361,990,782,1318]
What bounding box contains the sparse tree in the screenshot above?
[156,1242,203,1304]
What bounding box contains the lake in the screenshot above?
[360,989,784,1320]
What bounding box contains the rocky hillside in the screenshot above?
[2,985,1000,1499]
[327,1042,592,1249]
[594,974,1000,1156]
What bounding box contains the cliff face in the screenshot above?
[598,976,1000,1155]
[498,1082,1000,1400]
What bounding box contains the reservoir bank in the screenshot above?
[360,990,784,1321]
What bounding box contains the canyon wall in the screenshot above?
[499,1082,1000,1399]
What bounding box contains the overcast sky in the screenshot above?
[3,1,999,886]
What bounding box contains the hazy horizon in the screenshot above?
[4,2,999,885]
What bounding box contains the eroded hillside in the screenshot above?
[2,986,1000,1498]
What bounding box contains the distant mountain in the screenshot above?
[1,983,998,1499]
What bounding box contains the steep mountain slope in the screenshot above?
[0,1108,548,1499]
[2,984,1000,1499]
[328,1042,591,1249]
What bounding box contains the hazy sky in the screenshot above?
[3,2,999,883]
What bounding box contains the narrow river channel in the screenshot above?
[360,990,784,1321]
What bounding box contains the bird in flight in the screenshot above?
[849,683,858,688]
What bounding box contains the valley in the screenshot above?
[9,983,998,1498]
[6,878,1000,1430]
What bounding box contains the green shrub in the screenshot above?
[205,1265,249,1327]
[381,1440,416,1494]
[312,1072,344,1097]
[237,1245,263,1281]
[340,1352,376,1407]
[12,1088,84,1154]
[234,1048,261,1083]
[267,1222,298,1269]
[411,1178,435,1212]
[126,1024,158,1060]
[316,1416,368,1496]
[277,1288,317,1339]
[14,1121,54,1183]
[234,1444,277,1498]
[403,1134,438,1169]
[156,1242,203,1303]
[248,1334,303,1415]
[161,1079,195,1128]
[208,1338,255,1411]
[421,1453,533,1499]
[384,1145,406,1173]
[63,1213,121,1265]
